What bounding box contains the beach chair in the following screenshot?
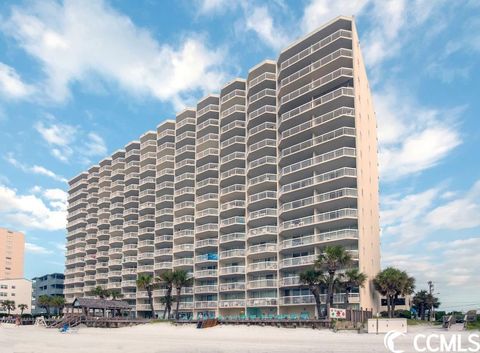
[289,313,299,320]
[300,312,310,320]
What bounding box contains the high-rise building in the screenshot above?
[0,228,25,279]
[31,273,65,315]
[65,16,380,318]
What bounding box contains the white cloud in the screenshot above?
[426,180,480,230]
[381,179,480,244]
[197,0,229,14]
[243,6,290,51]
[383,237,480,309]
[83,132,107,157]
[25,242,53,254]
[301,0,369,33]
[0,62,34,98]
[376,88,463,180]
[0,184,67,231]
[2,0,228,106]
[34,119,107,163]
[35,121,76,147]
[4,153,67,183]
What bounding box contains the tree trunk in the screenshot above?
[174,287,181,320]
[163,286,172,319]
[391,297,396,318]
[326,274,335,318]
[344,289,350,309]
[312,287,322,319]
[386,297,391,318]
[148,289,155,319]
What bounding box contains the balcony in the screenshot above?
[219,232,245,244]
[219,266,245,276]
[279,208,358,232]
[219,282,245,291]
[248,105,275,123]
[246,298,277,307]
[249,72,275,90]
[195,253,218,263]
[220,89,246,104]
[247,262,277,272]
[280,188,357,214]
[154,262,173,270]
[247,279,277,289]
[219,300,245,308]
[194,301,218,309]
[195,269,218,278]
[280,147,356,178]
[246,243,277,256]
[279,87,354,126]
[281,127,356,160]
[195,238,218,248]
[154,248,173,257]
[280,167,356,195]
[279,29,352,71]
[280,48,352,91]
[173,258,194,267]
[247,226,277,239]
[194,285,218,294]
[279,255,316,269]
[173,244,194,253]
[279,229,358,250]
[197,104,219,117]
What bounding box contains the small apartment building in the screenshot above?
[31,273,65,315]
[0,278,32,315]
[0,228,25,279]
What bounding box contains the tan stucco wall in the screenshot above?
[0,228,25,280]
[0,278,32,314]
[351,20,381,313]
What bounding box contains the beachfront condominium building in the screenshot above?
[65,16,380,319]
[0,228,25,280]
[31,273,65,315]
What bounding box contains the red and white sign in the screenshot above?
[329,308,346,319]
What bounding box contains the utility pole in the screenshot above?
[428,281,434,321]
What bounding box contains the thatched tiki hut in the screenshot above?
[65,298,131,318]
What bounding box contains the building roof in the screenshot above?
[72,297,131,310]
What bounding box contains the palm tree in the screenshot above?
[137,274,156,319]
[50,296,66,316]
[18,303,28,315]
[158,270,175,319]
[299,269,325,319]
[342,268,367,308]
[1,300,16,315]
[37,295,52,316]
[172,269,193,320]
[88,286,109,299]
[413,290,440,321]
[373,267,415,318]
[108,290,123,300]
[315,246,352,318]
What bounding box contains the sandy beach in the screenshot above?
[1,322,477,353]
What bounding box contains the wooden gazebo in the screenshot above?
[65,297,131,318]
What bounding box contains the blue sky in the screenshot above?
[0,0,479,311]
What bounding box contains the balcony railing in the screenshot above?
[280,208,357,231]
[280,167,356,194]
[280,147,355,177]
[279,29,352,70]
